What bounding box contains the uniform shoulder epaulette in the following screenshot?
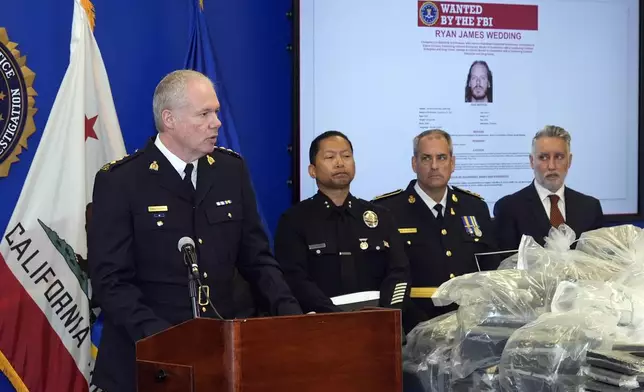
[372,189,403,201]
[100,150,142,172]
[214,146,241,159]
[452,186,484,200]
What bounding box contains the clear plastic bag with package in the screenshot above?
[498,310,617,392]
[551,279,644,345]
[429,269,548,380]
[403,312,458,392]
[404,312,458,366]
[611,265,644,292]
[524,225,623,281]
[576,224,644,268]
[404,311,504,391]
[424,225,642,387]
[504,226,631,313]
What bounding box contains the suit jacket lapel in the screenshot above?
[195,154,216,207]
[145,141,193,203]
[524,183,552,235]
[563,187,579,234]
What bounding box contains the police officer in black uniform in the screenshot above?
[88,70,302,392]
[275,131,410,313]
[373,129,498,333]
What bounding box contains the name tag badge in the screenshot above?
[398,228,417,234]
[148,205,168,213]
[308,243,326,250]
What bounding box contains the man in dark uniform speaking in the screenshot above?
[373,129,498,333]
[275,131,410,314]
[88,70,302,392]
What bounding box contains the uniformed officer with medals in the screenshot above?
[373,129,499,333]
[275,131,410,313]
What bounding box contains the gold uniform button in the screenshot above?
[446,250,452,257]
[474,238,480,242]
[198,238,203,244]
[407,240,412,245]
[441,229,447,235]
[156,221,164,227]
[202,307,207,312]
[203,272,208,278]
[449,273,456,279]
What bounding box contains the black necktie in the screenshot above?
[183,163,195,198]
[335,206,358,294]
[433,204,444,221]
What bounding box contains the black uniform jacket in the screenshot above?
[275,192,410,314]
[88,139,302,392]
[374,181,498,332]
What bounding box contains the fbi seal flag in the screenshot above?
[0,28,37,177]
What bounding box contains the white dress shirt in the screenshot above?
[533,180,566,220]
[414,182,448,218]
[155,136,199,189]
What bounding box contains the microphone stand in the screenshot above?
[184,252,201,319]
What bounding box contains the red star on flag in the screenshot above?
[85,115,98,140]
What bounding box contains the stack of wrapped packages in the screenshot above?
[403,224,644,391]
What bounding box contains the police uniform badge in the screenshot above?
[461,216,483,237]
[452,193,458,203]
[359,239,369,250]
[149,160,159,171]
[408,195,416,204]
[206,155,215,165]
[363,210,378,228]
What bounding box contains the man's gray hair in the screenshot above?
[531,125,571,155]
[152,70,213,132]
[413,129,453,156]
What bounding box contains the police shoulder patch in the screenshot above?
[452,186,484,200]
[100,151,141,172]
[372,189,402,201]
[214,146,241,159]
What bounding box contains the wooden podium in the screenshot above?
[136,309,402,392]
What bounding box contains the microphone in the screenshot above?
[178,236,199,277]
[177,236,224,320]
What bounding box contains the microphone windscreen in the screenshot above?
[177,236,195,252]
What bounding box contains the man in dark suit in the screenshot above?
[275,131,410,313]
[373,129,498,333]
[88,70,302,392]
[493,125,604,251]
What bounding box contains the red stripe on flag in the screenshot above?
[0,253,88,392]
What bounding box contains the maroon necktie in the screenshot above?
[548,194,565,228]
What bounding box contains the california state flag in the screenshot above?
[0,0,126,390]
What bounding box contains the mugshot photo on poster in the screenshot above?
[465,60,493,103]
